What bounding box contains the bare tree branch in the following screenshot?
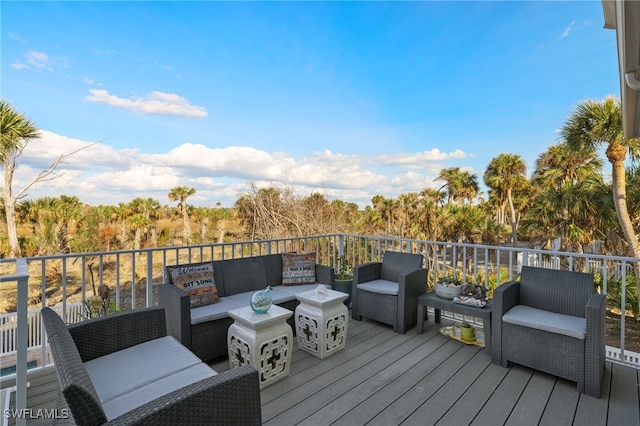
[15,142,98,200]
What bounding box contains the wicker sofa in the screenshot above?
[158,253,335,361]
[491,266,606,398]
[41,306,261,425]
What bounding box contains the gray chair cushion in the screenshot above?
[84,336,217,420]
[102,363,217,421]
[502,305,587,340]
[357,279,399,296]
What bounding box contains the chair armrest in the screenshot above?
[585,293,606,397]
[351,262,381,321]
[396,268,429,333]
[491,280,520,366]
[353,262,382,284]
[493,280,520,313]
[398,268,429,296]
[106,365,262,425]
[68,307,167,362]
[315,264,335,289]
[158,284,192,351]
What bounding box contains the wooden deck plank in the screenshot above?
[263,325,427,425]
[330,328,457,426]
[261,324,403,421]
[606,362,640,426]
[505,370,556,426]
[297,324,447,426]
[401,349,491,426]
[470,364,533,426]
[573,363,612,426]
[434,359,510,426]
[366,341,481,426]
[538,377,580,426]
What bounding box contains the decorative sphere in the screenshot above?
[250,287,272,314]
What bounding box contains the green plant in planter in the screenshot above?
[460,320,476,340]
[335,254,353,280]
[334,255,353,307]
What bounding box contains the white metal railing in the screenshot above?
[1,303,84,357]
[0,259,28,426]
[1,234,638,373]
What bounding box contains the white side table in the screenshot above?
[295,288,349,359]
[227,305,293,389]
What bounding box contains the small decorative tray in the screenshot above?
[452,296,487,308]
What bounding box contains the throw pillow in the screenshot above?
[282,252,316,285]
[168,262,219,307]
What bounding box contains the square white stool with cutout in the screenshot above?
[295,288,349,359]
[227,305,293,389]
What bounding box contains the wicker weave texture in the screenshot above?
[158,255,335,362]
[492,266,605,398]
[42,307,262,425]
[351,252,428,334]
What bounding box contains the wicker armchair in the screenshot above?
[492,266,606,398]
[42,306,262,425]
[351,251,428,334]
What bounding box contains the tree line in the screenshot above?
[2,98,640,280]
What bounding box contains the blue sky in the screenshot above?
[1,1,620,208]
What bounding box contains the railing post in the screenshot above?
[16,258,29,426]
[146,251,154,307]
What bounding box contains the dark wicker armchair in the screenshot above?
[42,306,262,425]
[351,251,428,334]
[492,266,606,398]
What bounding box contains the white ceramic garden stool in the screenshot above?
[227,305,293,389]
[295,288,349,359]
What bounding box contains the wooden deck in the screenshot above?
[5,316,640,425]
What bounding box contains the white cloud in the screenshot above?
[12,50,53,71]
[85,89,208,118]
[375,148,470,168]
[9,32,26,42]
[12,131,473,208]
[558,20,576,40]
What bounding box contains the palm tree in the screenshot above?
[528,142,604,251]
[113,202,132,247]
[168,186,196,245]
[128,213,150,251]
[54,195,82,253]
[484,154,528,245]
[561,96,640,279]
[436,167,479,205]
[1,100,40,257]
[130,197,161,247]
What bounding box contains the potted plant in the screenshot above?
[460,320,476,340]
[434,274,463,299]
[334,255,353,308]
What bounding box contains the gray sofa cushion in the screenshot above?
[84,336,208,402]
[102,363,217,420]
[190,298,246,325]
[502,305,587,340]
[84,335,216,420]
[226,284,321,306]
[357,279,399,296]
